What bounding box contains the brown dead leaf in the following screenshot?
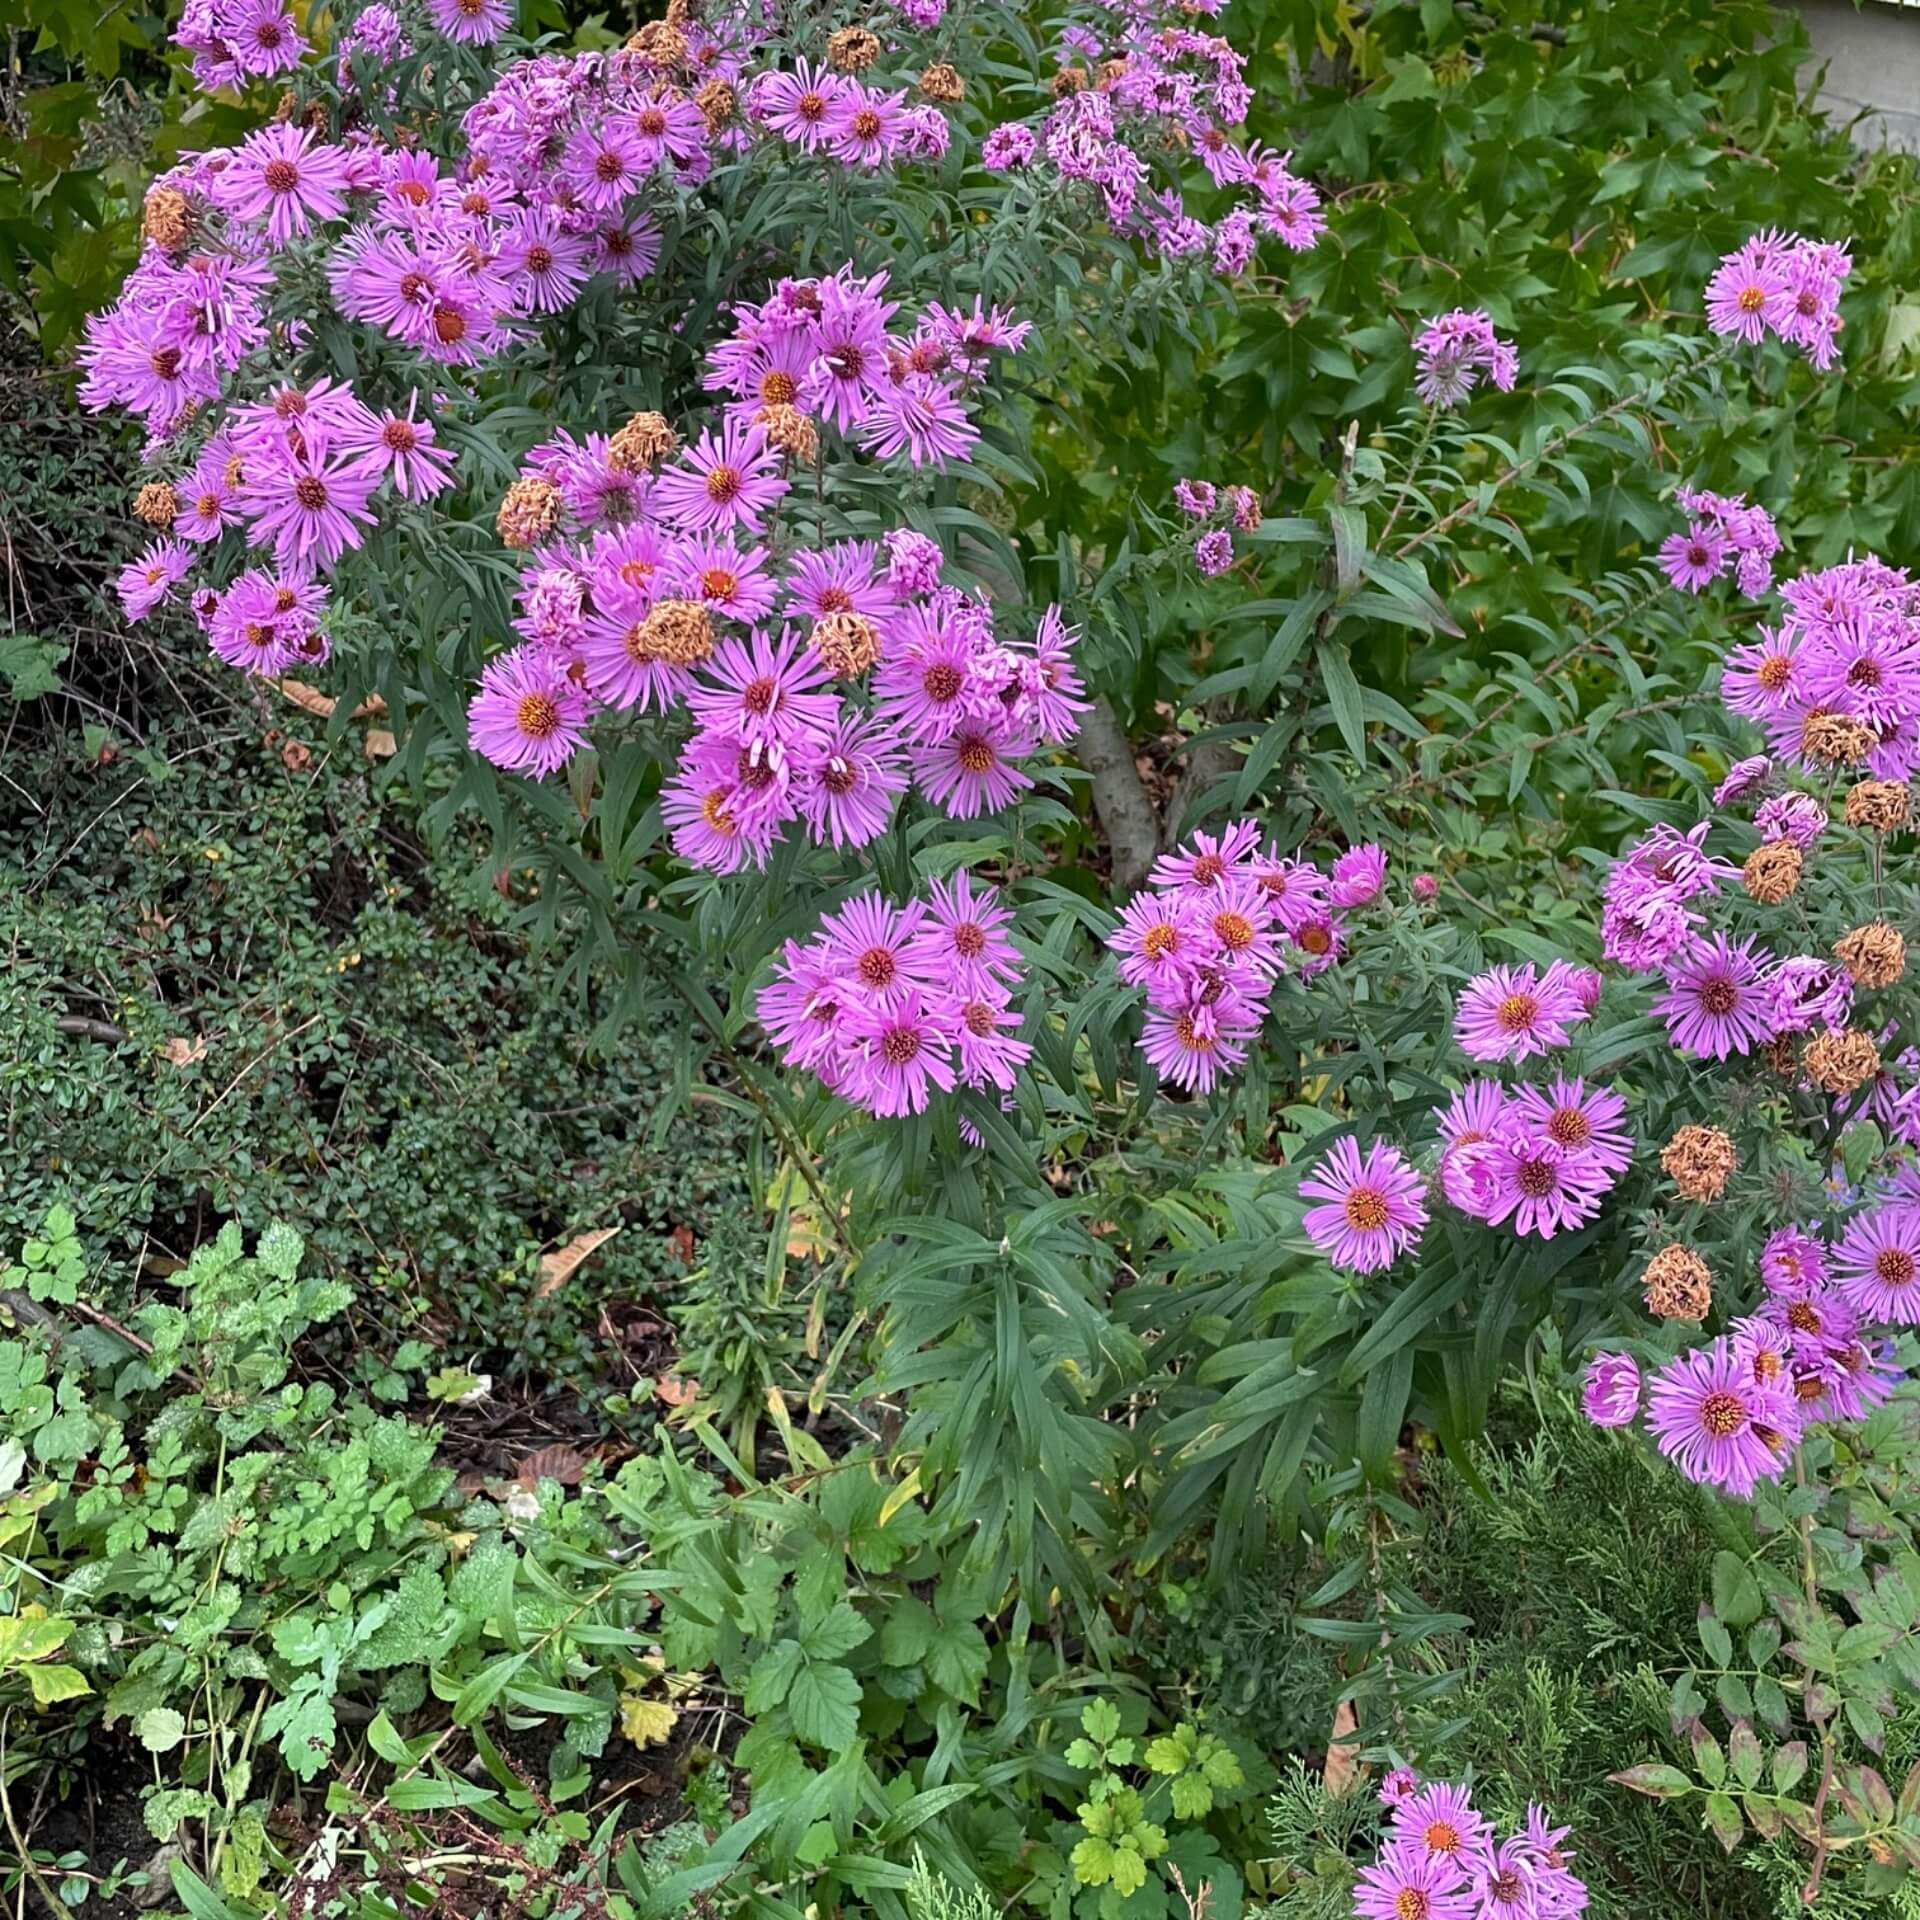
[276,677,337,719]
[537,1225,622,1297]
[280,739,313,772]
[1324,1698,1362,1798]
[654,1372,699,1407]
[162,1035,207,1066]
[516,1444,587,1488]
[668,1224,695,1267]
[363,728,397,760]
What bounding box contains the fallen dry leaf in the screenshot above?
[280,739,313,772]
[619,1695,679,1749]
[161,1036,207,1067]
[1324,1698,1362,1798]
[537,1225,622,1297]
[654,1372,699,1407]
[668,1224,695,1267]
[276,678,337,719]
[363,729,397,760]
[516,1444,587,1488]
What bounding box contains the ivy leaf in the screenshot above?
[787,1660,861,1749]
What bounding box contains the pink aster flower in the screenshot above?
[1508,1076,1633,1179]
[1328,842,1387,908]
[860,375,978,468]
[1110,890,1207,997]
[1582,1353,1641,1427]
[661,757,778,874]
[1300,1136,1428,1273]
[1147,819,1263,894]
[1761,1226,1829,1299]
[1194,528,1234,575]
[1434,1079,1509,1152]
[1646,1337,1799,1498]
[841,987,960,1116]
[919,869,1022,995]
[242,445,379,571]
[426,0,510,43]
[1453,962,1585,1064]
[1138,982,1261,1095]
[467,645,593,776]
[117,538,195,621]
[1352,1847,1473,1920]
[1660,519,1728,592]
[1654,933,1774,1060]
[1378,1768,1421,1808]
[911,722,1034,818]
[749,61,847,150]
[1482,1132,1611,1238]
[819,893,936,1003]
[340,392,457,500]
[687,625,836,752]
[214,124,352,246]
[1391,1783,1489,1870]
[793,711,906,849]
[1705,238,1790,344]
[953,994,1030,1092]
[1832,1207,1920,1325]
[1713,754,1772,805]
[654,419,789,535]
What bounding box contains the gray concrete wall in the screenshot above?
[1797,0,1920,151]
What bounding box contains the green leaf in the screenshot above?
[139,1707,186,1753]
[27,1663,90,1707]
[1169,1774,1213,1820]
[1080,1698,1122,1745]
[1609,1764,1692,1800]
[1710,1552,1764,1629]
[799,1602,871,1662]
[787,1661,861,1749]
[1315,639,1368,766]
[1700,1791,1743,1853]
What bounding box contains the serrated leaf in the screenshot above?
[787,1661,861,1749]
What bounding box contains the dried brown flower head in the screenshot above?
[496,476,562,550]
[1742,839,1802,904]
[919,62,963,102]
[1761,1033,1800,1079]
[810,610,881,678]
[1835,921,1906,989]
[1051,64,1089,97]
[828,26,881,71]
[133,482,179,529]
[1803,1026,1882,1095]
[757,402,820,463]
[607,410,678,473]
[635,599,714,667]
[1661,1125,1738,1203]
[694,77,736,130]
[1800,708,1877,767]
[1642,1245,1713,1323]
[627,20,689,66]
[142,187,194,251]
[1845,779,1911,832]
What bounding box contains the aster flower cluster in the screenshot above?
[1411,308,1518,409]
[1722,554,1920,785]
[1584,1207,1909,1496]
[1357,1773,1588,1920]
[1704,229,1850,369]
[1106,823,1391,1096]
[1658,486,1781,598]
[981,18,1325,276]
[1173,476,1262,575]
[756,873,1030,1118]
[463,271,1084,865]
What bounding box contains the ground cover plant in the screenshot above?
[7,0,1920,1914]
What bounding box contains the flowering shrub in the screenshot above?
[55,0,1920,1904]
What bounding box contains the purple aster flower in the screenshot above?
[980,122,1037,169]
[663,533,778,624]
[1761,1225,1829,1299]
[793,711,906,849]
[339,392,457,500]
[1300,1137,1428,1273]
[242,444,379,571]
[1193,528,1234,575]
[953,993,1030,1092]
[1482,1132,1610,1238]
[467,645,592,776]
[919,869,1022,995]
[1721,627,1805,720]
[1465,1835,1543,1920]
[785,541,898,624]
[1378,1768,1421,1808]
[116,538,195,621]
[661,755,779,875]
[655,420,789,535]
[1174,478,1218,518]
[213,124,352,245]
[1713,754,1772,805]
[819,894,935,1002]
[687,625,836,752]
[1110,890,1208,996]
[841,987,961,1116]
[1391,1783,1490,1870]
[1705,236,1791,344]
[1646,1337,1799,1497]
[1412,308,1517,407]
[749,62,847,150]
[1440,1140,1502,1219]
[1654,934,1774,1059]
[502,210,594,316]
[884,527,943,595]
[426,0,511,43]
[1328,842,1387,908]
[1453,962,1585,1064]
[1353,1845,1473,1920]
[1434,1079,1510,1151]
[1582,1353,1641,1427]
[1147,819,1263,893]
[1833,1206,1920,1324]
[860,375,978,467]
[1509,1076,1632,1179]
[1754,790,1828,847]
[1659,519,1728,592]
[1138,980,1262,1094]
[910,721,1034,818]
[759,938,846,1073]
[1765,955,1852,1036]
